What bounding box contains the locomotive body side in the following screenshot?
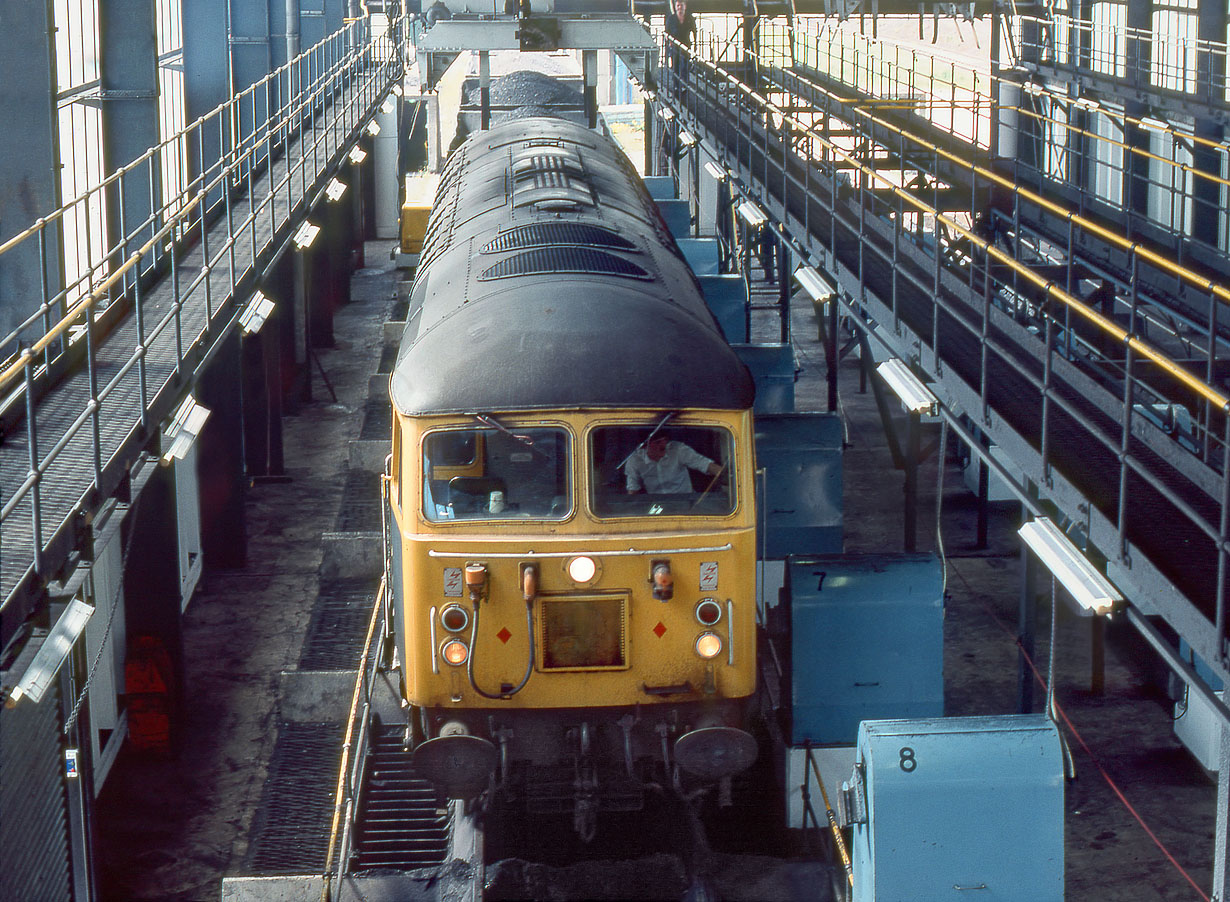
[386,115,760,815]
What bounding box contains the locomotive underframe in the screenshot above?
[411,695,757,807]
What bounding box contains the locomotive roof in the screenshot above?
[391,116,755,416]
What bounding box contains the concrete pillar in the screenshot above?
[195,328,248,569]
[0,0,63,343]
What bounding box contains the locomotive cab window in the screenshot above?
[590,425,735,518]
[422,425,570,521]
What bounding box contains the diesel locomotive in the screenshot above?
[384,111,759,834]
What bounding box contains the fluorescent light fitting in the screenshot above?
[8,598,94,705]
[737,200,767,229]
[794,265,835,301]
[876,358,939,416]
[240,291,276,335]
[678,130,697,148]
[293,221,321,250]
[162,395,212,463]
[326,177,348,202]
[365,119,382,137]
[1138,115,1168,132]
[1023,81,1045,96]
[657,106,675,122]
[703,161,727,181]
[348,145,368,164]
[1018,517,1123,616]
[380,98,395,114]
[391,83,404,97]
[1072,96,1101,111]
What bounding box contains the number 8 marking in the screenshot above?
[899,746,917,773]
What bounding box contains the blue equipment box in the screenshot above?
[851,715,1064,901]
[754,414,843,560]
[735,343,795,414]
[678,238,721,276]
[699,274,748,342]
[785,554,942,744]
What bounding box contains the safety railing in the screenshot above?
[0,14,407,613]
[798,744,853,901]
[743,20,1230,302]
[321,576,386,902]
[661,37,1230,644]
[784,19,991,149]
[1013,13,1230,108]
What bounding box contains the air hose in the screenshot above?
[467,595,535,700]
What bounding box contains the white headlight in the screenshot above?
[568,556,597,584]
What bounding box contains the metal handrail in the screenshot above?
[677,45,1230,413]
[321,577,387,902]
[0,17,400,368]
[0,14,406,613]
[658,29,1230,655]
[729,45,1230,410]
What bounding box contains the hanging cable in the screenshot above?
[467,596,535,700]
[962,575,1212,902]
[934,418,949,602]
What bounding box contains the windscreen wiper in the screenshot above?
[473,413,550,457]
[617,411,677,471]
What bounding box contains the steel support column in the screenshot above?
[196,328,248,569]
[0,0,62,340]
[583,50,598,129]
[1215,726,1230,901]
[100,0,161,255]
[184,0,232,212]
[904,411,921,552]
[1019,496,1039,713]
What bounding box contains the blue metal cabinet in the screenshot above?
[698,274,748,342]
[643,175,676,199]
[754,414,843,560]
[678,238,721,276]
[656,199,690,238]
[851,715,1064,901]
[735,343,796,413]
[785,554,942,744]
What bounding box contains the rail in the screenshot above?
[761,19,1230,286]
[0,14,409,620]
[657,27,1230,658]
[321,577,387,902]
[798,744,853,901]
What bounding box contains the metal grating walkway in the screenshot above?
[298,577,380,671]
[0,20,402,644]
[244,722,345,874]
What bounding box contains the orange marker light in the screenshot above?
[695,632,723,660]
[441,639,469,666]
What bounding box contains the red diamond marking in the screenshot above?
[497,627,512,644]
[653,622,667,638]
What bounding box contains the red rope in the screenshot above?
[975,595,1211,902]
